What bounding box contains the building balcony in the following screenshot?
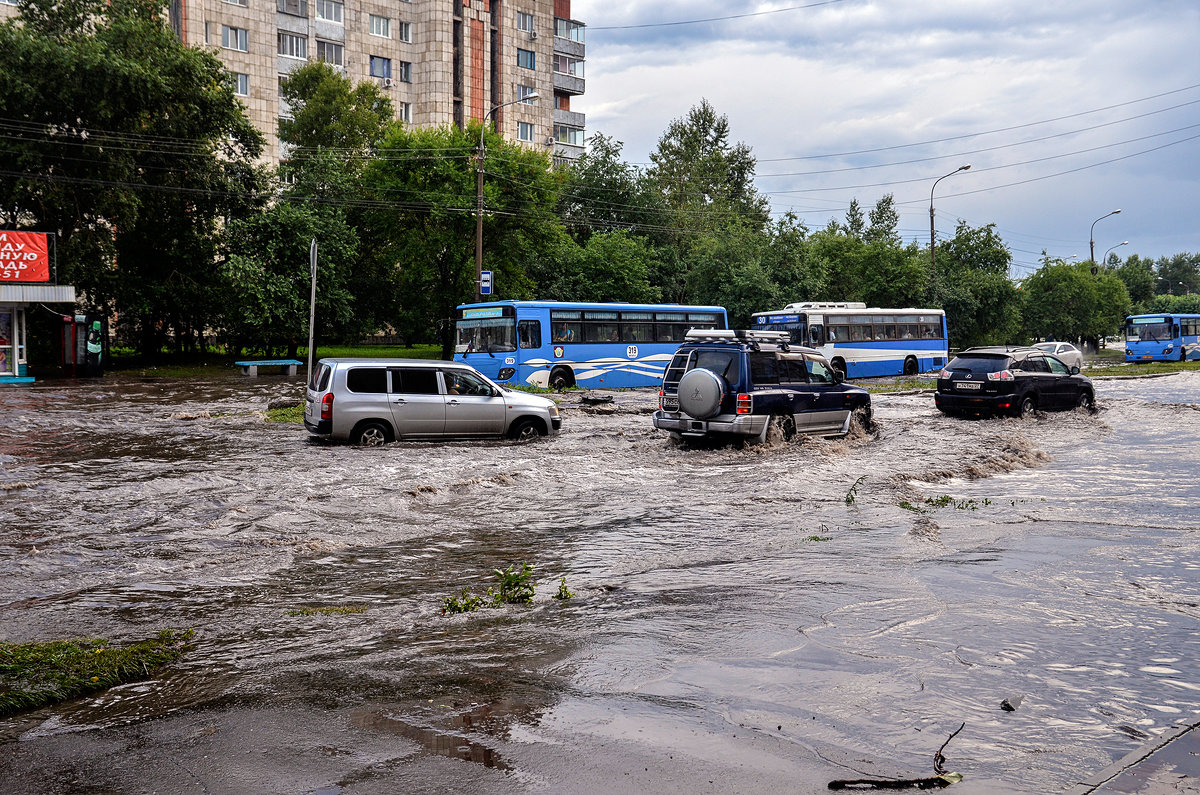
[553,35,584,59]
[553,72,584,96]
[554,108,586,129]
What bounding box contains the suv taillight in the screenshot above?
[987,370,1015,381]
[736,393,752,414]
[939,368,950,379]
[658,389,665,409]
[321,392,333,420]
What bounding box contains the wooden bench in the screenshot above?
[235,359,303,377]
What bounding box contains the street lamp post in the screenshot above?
[1088,209,1121,264]
[1101,240,1129,265]
[929,165,971,280]
[476,92,538,301]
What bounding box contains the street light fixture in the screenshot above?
[1088,209,1121,264]
[1102,240,1129,265]
[929,164,971,280]
[475,91,539,301]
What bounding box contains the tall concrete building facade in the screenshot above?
[0,0,585,163]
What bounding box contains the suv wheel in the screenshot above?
[1017,395,1037,418]
[759,413,796,444]
[1076,390,1093,410]
[353,420,392,446]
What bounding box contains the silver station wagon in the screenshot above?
[304,358,562,446]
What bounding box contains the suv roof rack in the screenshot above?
[683,328,790,350]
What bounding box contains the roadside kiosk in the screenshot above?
[0,231,77,384]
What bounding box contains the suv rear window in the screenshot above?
[946,355,1011,374]
[693,350,741,385]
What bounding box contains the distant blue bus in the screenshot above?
[454,301,728,389]
[751,302,948,377]
[1124,313,1200,362]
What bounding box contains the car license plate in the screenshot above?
[956,382,981,390]
[662,397,679,410]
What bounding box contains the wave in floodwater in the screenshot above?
[1,372,1199,793]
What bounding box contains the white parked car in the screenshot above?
[1032,341,1084,370]
[305,358,561,445]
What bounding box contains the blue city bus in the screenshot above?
[1124,313,1200,362]
[454,301,728,389]
[751,302,949,377]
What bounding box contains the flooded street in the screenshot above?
[2,371,1198,794]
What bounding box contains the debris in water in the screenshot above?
[1000,695,1024,712]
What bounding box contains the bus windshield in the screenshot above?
[456,317,517,354]
[1126,320,1172,342]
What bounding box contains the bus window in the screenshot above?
[518,320,541,349]
[850,324,870,342]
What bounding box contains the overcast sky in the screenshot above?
[571,0,1200,275]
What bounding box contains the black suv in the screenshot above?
[652,330,872,443]
[935,346,1094,418]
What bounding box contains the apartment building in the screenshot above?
[0,0,586,163]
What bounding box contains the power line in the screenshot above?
[588,0,848,32]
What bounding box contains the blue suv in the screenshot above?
[652,330,872,443]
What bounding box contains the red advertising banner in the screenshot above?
[0,230,51,282]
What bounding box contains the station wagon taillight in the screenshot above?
[736,393,752,414]
[321,392,333,420]
[986,370,1015,381]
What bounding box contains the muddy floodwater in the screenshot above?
[1,370,1198,794]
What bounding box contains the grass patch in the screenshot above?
[285,605,367,617]
[1084,359,1200,377]
[866,377,937,393]
[267,404,305,424]
[0,629,193,718]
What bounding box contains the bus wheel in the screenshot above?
[1182,348,1188,362]
[549,367,574,391]
[903,356,918,376]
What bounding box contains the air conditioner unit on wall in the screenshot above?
[382,77,394,88]
[529,30,537,39]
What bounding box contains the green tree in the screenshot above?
[533,231,660,303]
[0,0,266,355]
[1154,252,1200,296]
[762,213,825,304]
[279,61,393,158]
[864,194,900,246]
[1021,258,1129,348]
[936,223,1021,347]
[685,221,781,327]
[1115,254,1156,310]
[844,200,865,240]
[360,123,563,358]
[557,132,660,245]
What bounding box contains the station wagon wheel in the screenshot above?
[353,420,391,447]
[1018,395,1037,418]
[509,417,543,441]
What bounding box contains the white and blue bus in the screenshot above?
[454,300,728,389]
[1124,313,1200,362]
[751,302,948,378]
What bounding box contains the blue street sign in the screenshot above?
[480,270,493,295]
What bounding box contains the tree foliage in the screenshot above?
[1021,259,1129,346]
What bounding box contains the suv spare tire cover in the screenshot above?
[678,368,726,419]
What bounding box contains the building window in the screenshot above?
[553,54,584,77]
[277,0,305,15]
[316,40,343,66]
[278,31,307,59]
[369,14,391,37]
[516,11,534,32]
[555,94,569,110]
[517,48,535,70]
[397,61,412,83]
[222,25,249,52]
[316,0,343,23]
[397,21,411,42]
[370,56,391,79]
[554,125,585,146]
[518,122,534,142]
[554,18,585,42]
[517,85,536,104]
[232,72,250,96]
[399,102,412,123]
[223,0,248,7]
[0,0,20,5]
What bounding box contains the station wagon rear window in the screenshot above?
[346,367,387,393]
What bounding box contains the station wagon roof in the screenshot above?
[317,357,462,367]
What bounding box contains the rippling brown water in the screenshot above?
[1,372,1198,793]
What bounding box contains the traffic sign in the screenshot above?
[480,270,493,295]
